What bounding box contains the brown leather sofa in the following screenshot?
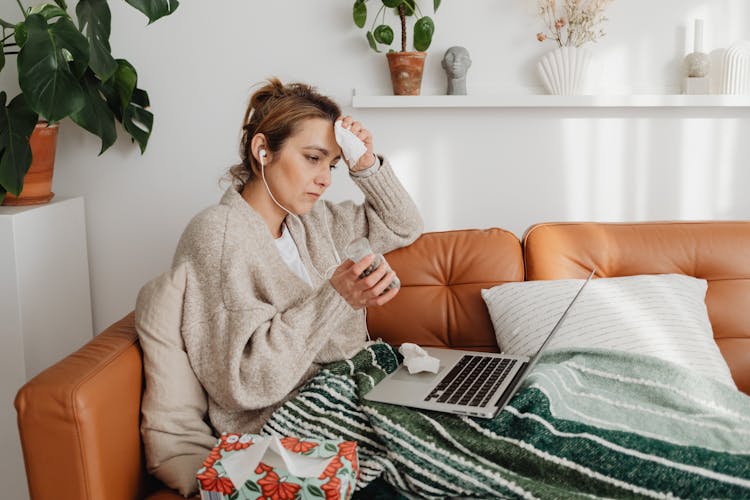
[15,222,750,499]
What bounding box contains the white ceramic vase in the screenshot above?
[537,46,594,95]
[720,41,750,95]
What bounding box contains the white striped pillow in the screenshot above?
[481,274,736,387]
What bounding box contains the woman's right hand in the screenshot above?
[329,254,399,309]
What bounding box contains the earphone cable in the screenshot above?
[260,152,341,282]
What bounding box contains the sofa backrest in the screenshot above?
[523,221,750,394]
[367,228,524,351]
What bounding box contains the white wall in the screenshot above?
[2,0,749,335]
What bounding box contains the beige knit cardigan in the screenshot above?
[174,158,423,435]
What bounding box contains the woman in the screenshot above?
[174,78,423,436]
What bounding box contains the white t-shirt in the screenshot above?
[274,223,313,286]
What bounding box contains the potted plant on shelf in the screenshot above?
[352,0,441,96]
[0,0,178,206]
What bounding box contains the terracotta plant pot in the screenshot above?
[3,122,59,206]
[386,51,427,96]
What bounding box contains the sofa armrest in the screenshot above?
[15,313,149,500]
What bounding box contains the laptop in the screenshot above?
[364,269,595,418]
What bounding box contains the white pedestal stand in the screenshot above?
[0,197,94,500]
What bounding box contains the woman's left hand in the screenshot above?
[338,115,376,171]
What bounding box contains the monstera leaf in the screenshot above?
[28,4,69,21]
[123,0,180,24]
[70,69,117,154]
[76,0,117,80]
[122,88,153,153]
[17,13,89,122]
[0,92,39,201]
[101,59,153,153]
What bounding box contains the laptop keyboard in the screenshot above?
[424,355,517,408]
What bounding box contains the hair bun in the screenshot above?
[249,77,284,116]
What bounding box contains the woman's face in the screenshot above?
[264,117,342,216]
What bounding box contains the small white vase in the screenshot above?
[537,46,594,95]
[720,41,750,95]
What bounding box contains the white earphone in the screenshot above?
[259,146,292,214]
[257,142,368,343]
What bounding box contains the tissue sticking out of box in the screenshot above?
[399,343,440,374]
[220,435,329,488]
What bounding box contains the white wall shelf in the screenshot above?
[351,92,750,109]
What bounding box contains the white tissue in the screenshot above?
[220,435,330,487]
[334,120,367,168]
[399,343,440,374]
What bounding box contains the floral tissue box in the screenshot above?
[197,433,359,500]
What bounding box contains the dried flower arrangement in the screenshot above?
[535,0,613,48]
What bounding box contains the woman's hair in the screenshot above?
[226,78,341,189]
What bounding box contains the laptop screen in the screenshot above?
[525,268,596,368]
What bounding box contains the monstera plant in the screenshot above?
[0,0,178,204]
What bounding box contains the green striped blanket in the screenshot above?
[260,343,750,499]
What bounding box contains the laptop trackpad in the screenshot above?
[389,364,446,384]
